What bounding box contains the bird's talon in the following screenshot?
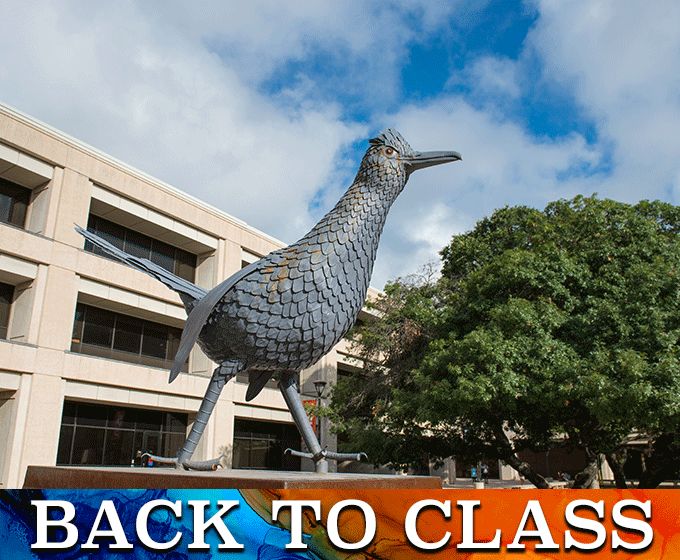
[141,453,224,471]
[284,448,367,463]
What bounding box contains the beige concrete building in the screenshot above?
[0,102,363,488]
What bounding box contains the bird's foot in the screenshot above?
[285,448,368,463]
[141,453,225,471]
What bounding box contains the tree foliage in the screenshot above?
[330,196,680,487]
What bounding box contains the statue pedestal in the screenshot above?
[23,466,441,489]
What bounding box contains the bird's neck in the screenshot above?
[301,175,406,280]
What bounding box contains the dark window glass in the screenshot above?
[71,305,84,344]
[85,215,197,282]
[113,315,143,354]
[109,407,136,431]
[141,324,167,359]
[60,401,78,426]
[176,249,196,282]
[104,430,135,466]
[124,229,152,259]
[90,215,125,250]
[71,303,187,372]
[141,432,160,460]
[336,364,356,383]
[75,402,108,427]
[250,440,270,467]
[0,178,30,229]
[168,329,181,362]
[81,307,115,347]
[71,426,105,465]
[165,412,186,432]
[232,438,249,468]
[149,240,175,273]
[57,401,187,467]
[0,282,13,340]
[136,408,164,431]
[57,425,74,465]
[232,418,300,471]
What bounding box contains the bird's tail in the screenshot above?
[75,224,207,309]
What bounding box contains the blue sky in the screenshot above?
[2,0,679,288]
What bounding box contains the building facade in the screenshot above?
[0,103,363,487]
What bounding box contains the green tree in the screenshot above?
[330,196,680,488]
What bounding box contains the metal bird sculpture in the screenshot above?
[76,129,460,472]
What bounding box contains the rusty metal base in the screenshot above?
[23,466,442,489]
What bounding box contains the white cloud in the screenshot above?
[2,0,680,291]
[448,55,523,99]
[0,0,468,250]
[529,0,680,203]
[0,0,370,243]
[363,0,680,287]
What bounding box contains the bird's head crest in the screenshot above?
[369,129,415,158]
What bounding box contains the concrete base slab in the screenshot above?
[23,466,442,489]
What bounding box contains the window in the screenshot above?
[0,282,13,339]
[336,363,355,383]
[0,178,30,229]
[71,303,186,372]
[85,215,197,282]
[232,418,300,471]
[57,401,187,467]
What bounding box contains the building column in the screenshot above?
[211,395,235,468]
[4,372,66,488]
[499,460,517,481]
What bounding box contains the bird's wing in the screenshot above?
[75,224,207,306]
[168,260,260,383]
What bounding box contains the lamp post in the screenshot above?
[313,380,327,449]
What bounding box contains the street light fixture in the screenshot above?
[313,381,327,448]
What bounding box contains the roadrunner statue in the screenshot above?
[76,129,460,472]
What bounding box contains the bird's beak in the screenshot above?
[405,150,462,174]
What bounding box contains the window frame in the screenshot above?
[232,418,300,471]
[0,282,14,340]
[0,178,30,229]
[57,400,188,467]
[71,302,187,372]
[85,214,197,282]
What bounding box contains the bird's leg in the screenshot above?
[278,371,367,474]
[144,362,239,470]
[176,374,228,469]
[278,371,326,473]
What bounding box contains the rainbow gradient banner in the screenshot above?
[2,489,678,559]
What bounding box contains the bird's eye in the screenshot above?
[385,147,395,156]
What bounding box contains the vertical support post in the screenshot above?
[317,399,322,449]
[279,372,328,473]
[177,375,227,466]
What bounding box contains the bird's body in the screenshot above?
[77,129,460,471]
[199,157,397,383]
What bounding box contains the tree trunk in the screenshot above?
[490,423,550,488]
[503,454,550,489]
[572,450,600,488]
[605,450,628,489]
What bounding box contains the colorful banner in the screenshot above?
[1,489,678,559]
